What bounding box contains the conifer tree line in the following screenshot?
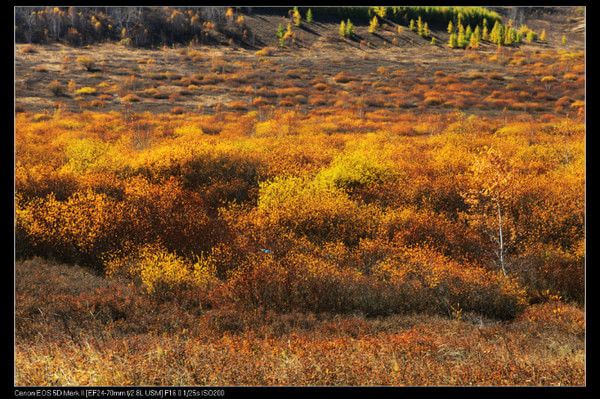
[447,16,545,49]
[327,6,548,49]
[312,6,502,27]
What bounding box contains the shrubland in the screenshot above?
[16,109,584,315]
[14,12,585,384]
[15,258,584,385]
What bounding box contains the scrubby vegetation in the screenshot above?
[16,258,584,386]
[16,110,584,311]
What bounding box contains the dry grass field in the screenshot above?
[16,40,584,116]
[14,6,585,387]
[16,259,584,385]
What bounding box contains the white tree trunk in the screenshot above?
[496,198,507,276]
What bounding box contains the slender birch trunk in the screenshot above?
[496,198,507,276]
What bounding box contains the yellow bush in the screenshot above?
[16,189,126,267]
[14,110,584,317]
[62,138,116,173]
[76,56,96,71]
[316,146,397,191]
[74,87,97,95]
[255,47,274,57]
[105,243,217,297]
[174,124,203,137]
[253,175,381,245]
[372,246,527,319]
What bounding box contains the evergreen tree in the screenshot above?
[539,29,546,42]
[369,16,379,34]
[474,26,481,40]
[515,31,523,43]
[276,23,285,40]
[339,20,346,38]
[490,22,497,43]
[448,32,458,48]
[373,6,387,18]
[504,27,514,46]
[469,31,479,48]
[306,9,313,24]
[292,7,301,27]
[504,20,515,45]
[431,36,437,45]
[466,25,472,41]
[526,30,535,43]
[423,22,430,38]
[497,24,505,45]
[345,19,354,37]
[447,20,454,34]
[458,23,466,48]
[490,21,504,44]
[482,25,489,41]
[409,19,415,32]
[417,16,423,36]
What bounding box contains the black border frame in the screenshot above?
[5,1,594,397]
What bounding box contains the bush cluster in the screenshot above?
[15,110,585,317]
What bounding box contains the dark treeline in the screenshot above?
[15,6,255,47]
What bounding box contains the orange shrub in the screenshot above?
[224,246,526,319]
[16,189,126,268]
[120,177,217,256]
[511,243,584,303]
[372,246,527,319]
[238,175,382,246]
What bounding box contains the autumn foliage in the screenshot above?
[15,108,584,315]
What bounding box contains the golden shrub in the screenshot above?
[105,243,217,298]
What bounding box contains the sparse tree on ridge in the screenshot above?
[469,31,479,48]
[473,25,481,46]
[292,7,301,27]
[526,30,535,43]
[276,22,285,45]
[448,32,458,48]
[345,19,354,37]
[369,16,379,34]
[458,23,466,48]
